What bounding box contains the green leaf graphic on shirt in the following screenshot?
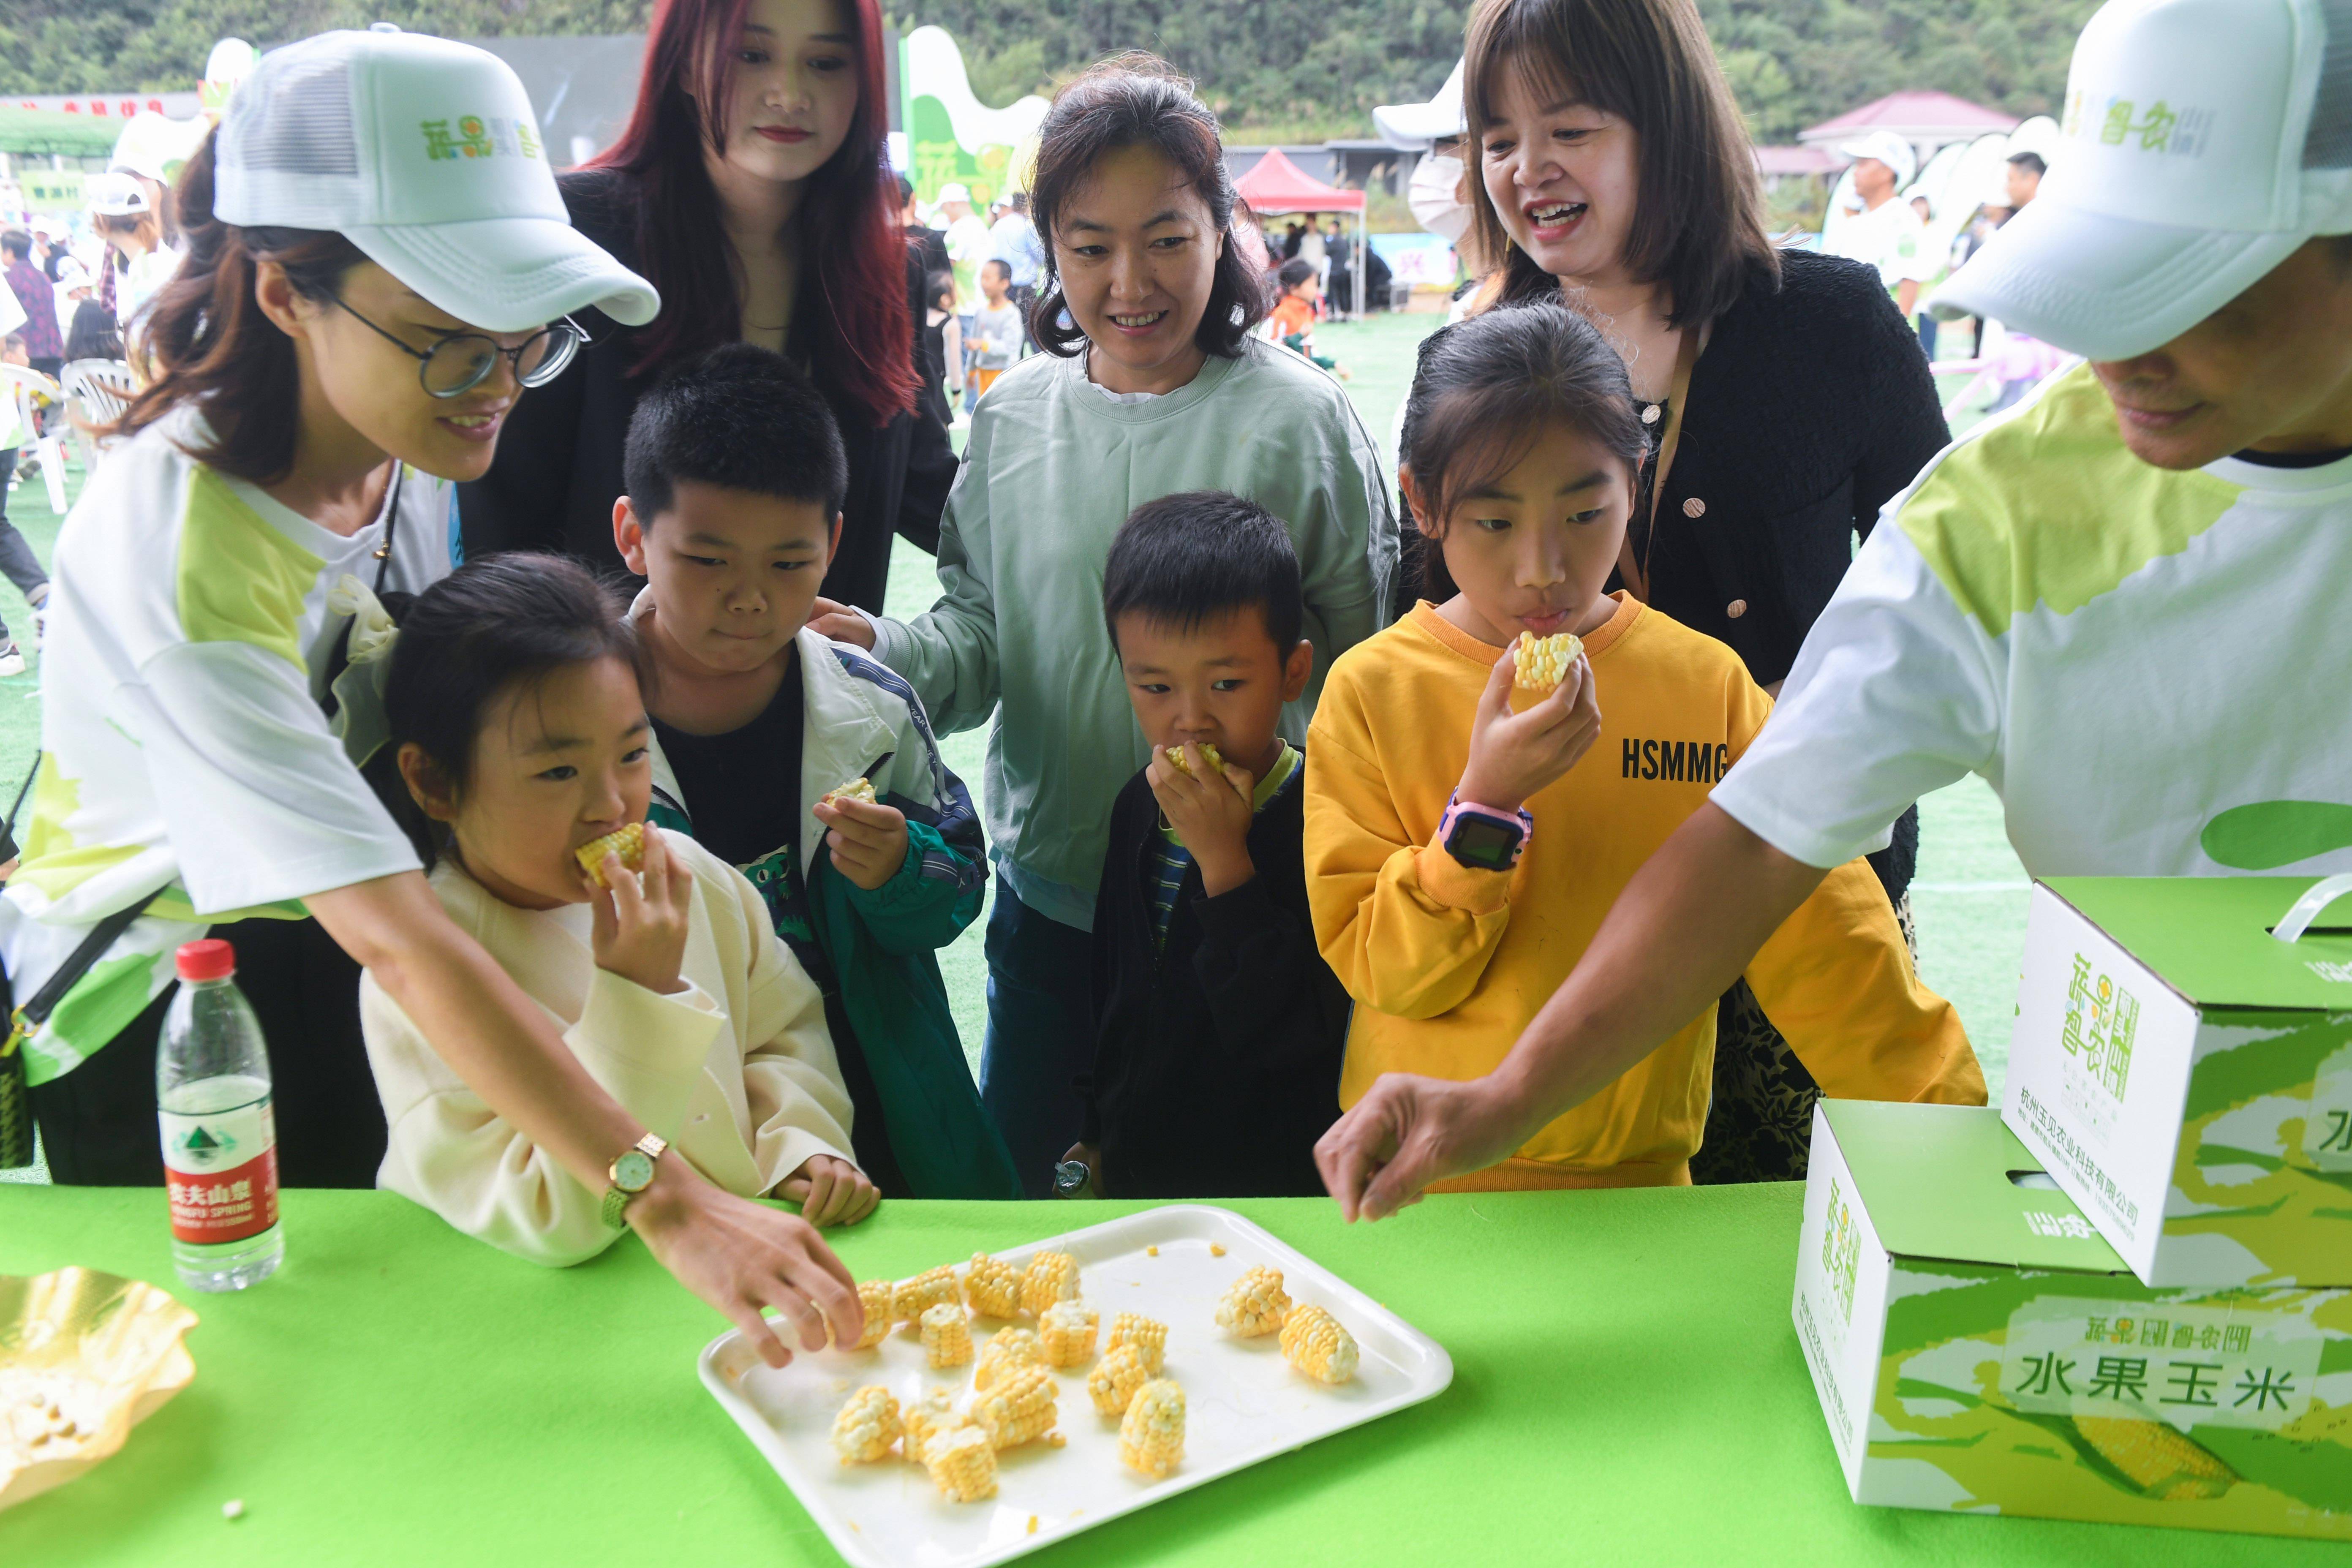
[177,468,324,670]
[2201,800,2352,871]
[1897,365,2241,637]
[25,949,175,1086]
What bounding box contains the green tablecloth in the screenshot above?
[0,1184,2326,1565]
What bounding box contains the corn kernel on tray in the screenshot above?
[697,1203,1452,1568]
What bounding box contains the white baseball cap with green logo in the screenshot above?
[1931,0,2352,359]
[212,27,658,332]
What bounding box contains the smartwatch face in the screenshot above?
[1448,814,1522,870]
[613,1149,656,1192]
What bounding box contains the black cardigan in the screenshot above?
[457,169,959,614]
[1080,761,1351,1199]
[1642,248,1950,686]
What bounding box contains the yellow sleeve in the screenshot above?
[1742,859,1986,1106]
[1304,721,1514,1021]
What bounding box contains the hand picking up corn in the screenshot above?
[1087,1342,1151,1417]
[1162,742,1226,779]
[925,1423,999,1503]
[921,1303,974,1369]
[1105,1312,1167,1375]
[893,1265,962,1326]
[1279,1304,1359,1385]
[964,1252,1024,1319]
[1040,1300,1099,1367]
[1119,1379,1185,1478]
[1020,1251,1081,1315]
[1214,1266,1290,1338]
[1513,630,1582,696]
[830,1386,901,1465]
[574,822,645,888]
[820,776,878,808]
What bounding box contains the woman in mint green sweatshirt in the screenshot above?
[814,59,1396,1193]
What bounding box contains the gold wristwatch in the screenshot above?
[601,1132,668,1229]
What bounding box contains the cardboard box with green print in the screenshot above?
[1792,1100,2352,1539]
[2002,876,2352,1289]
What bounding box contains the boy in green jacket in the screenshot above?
[615,344,1019,1200]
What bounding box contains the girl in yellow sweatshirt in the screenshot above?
[1303,303,1982,1191]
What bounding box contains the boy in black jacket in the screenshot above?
[1064,493,1351,1198]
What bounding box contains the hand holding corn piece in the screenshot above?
[1513,630,1582,696]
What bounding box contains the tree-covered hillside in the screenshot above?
[3,0,2098,143]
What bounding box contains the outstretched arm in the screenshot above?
[1314,803,1826,1221]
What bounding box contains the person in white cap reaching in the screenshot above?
[1829,128,1937,322]
[2,28,863,1364]
[1316,0,2352,1220]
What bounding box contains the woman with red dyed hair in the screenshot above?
[458,0,950,612]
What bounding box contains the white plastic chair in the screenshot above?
[0,364,67,515]
[60,359,135,479]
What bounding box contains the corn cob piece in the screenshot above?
[1279,1304,1358,1385]
[974,1327,1046,1391]
[1162,742,1225,779]
[925,1423,999,1503]
[1119,1379,1185,1478]
[901,1389,960,1464]
[1214,1266,1290,1338]
[1040,1300,1099,1367]
[1106,1312,1168,1375]
[821,776,877,808]
[2074,1416,2236,1501]
[893,1264,962,1326]
[1020,1251,1081,1315]
[972,1363,1058,1450]
[574,822,645,888]
[920,1303,974,1369]
[1087,1342,1150,1417]
[1512,630,1582,695]
[829,1386,901,1465]
[851,1281,893,1349]
[965,1252,1024,1319]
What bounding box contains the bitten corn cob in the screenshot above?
[1106,1312,1168,1375]
[901,1389,959,1464]
[971,1363,1058,1450]
[965,1252,1024,1319]
[1119,1379,1185,1478]
[1040,1301,1099,1367]
[1163,742,1225,778]
[893,1265,962,1326]
[1214,1266,1290,1338]
[1279,1304,1359,1385]
[1020,1251,1081,1315]
[2074,1416,2237,1501]
[829,1386,901,1465]
[1087,1342,1150,1416]
[921,1303,974,1369]
[821,776,878,807]
[1513,630,1582,695]
[925,1423,999,1502]
[574,822,645,887]
[973,1327,1046,1391]
[852,1281,893,1349]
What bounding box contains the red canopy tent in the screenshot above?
[1234,148,1370,318]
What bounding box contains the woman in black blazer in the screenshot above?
[458,0,954,613]
[1457,0,1952,1181]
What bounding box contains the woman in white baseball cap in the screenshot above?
[3,28,860,1364]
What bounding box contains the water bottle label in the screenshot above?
[159,1098,279,1244]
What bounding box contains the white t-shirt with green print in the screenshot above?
[1714,362,2352,879]
[0,409,449,1084]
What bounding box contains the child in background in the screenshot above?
[921,269,964,427]
[968,259,1024,405]
[365,554,877,1263]
[1067,493,1348,1198]
[613,345,1020,1199]
[0,330,52,677]
[1270,259,1343,377]
[1304,303,1983,1192]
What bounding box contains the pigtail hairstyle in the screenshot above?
[1399,302,1650,602]
[1026,54,1269,359]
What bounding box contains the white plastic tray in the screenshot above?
[697,1203,1453,1568]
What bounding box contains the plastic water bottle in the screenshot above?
[156,939,283,1291]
